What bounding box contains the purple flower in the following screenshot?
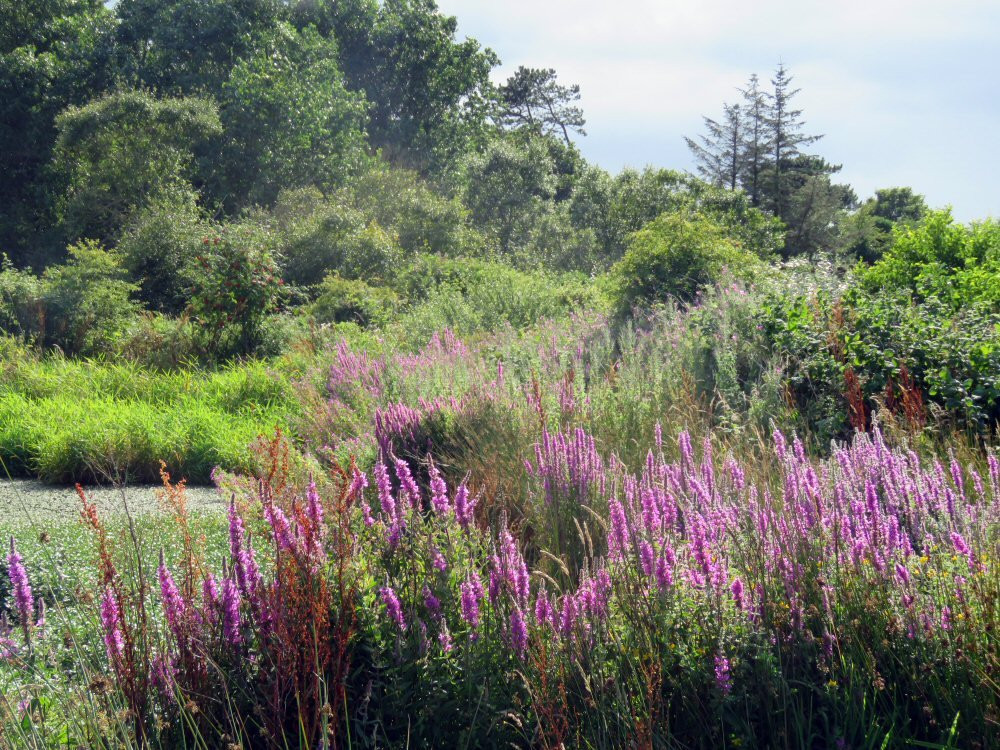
[202,573,220,620]
[438,624,454,653]
[510,605,528,658]
[158,554,187,639]
[228,500,260,599]
[100,588,125,661]
[431,549,448,572]
[731,578,745,611]
[6,538,33,635]
[894,562,910,586]
[380,586,406,632]
[714,651,732,695]
[429,461,450,515]
[395,458,421,509]
[460,575,482,628]
[558,594,577,638]
[222,577,242,645]
[454,481,476,529]
[423,584,441,616]
[375,461,396,520]
[534,586,554,627]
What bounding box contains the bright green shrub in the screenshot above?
[858,210,1000,308]
[276,188,405,286]
[611,211,762,313]
[346,167,474,256]
[38,240,140,355]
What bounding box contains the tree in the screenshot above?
[611,212,761,313]
[765,64,823,220]
[299,0,498,173]
[464,136,556,255]
[685,102,742,190]
[844,187,929,263]
[52,90,222,244]
[738,74,769,207]
[783,174,852,257]
[0,0,115,265]
[114,0,286,96]
[498,67,586,145]
[217,27,370,208]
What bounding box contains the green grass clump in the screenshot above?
[0,355,296,484]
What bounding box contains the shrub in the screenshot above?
[183,221,284,357]
[346,166,474,256]
[38,240,140,355]
[611,211,762,313]
[858,210,1000,308]
[276,189,405,286]
[0,256,42,340]
[117,191,208,314]
[311,274,399,328]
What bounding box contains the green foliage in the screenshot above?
[858,210,1000,308]
[0,353,294,482]
[345,166,475,256]
[296,0,499,172]
[391,254,603,343]
[311,274,399,328]
[116,191,207,314]
[612,212,763,312]
[463,136,557,255]
[38,240,140,356]
[0,257,42,340]
[217,26,370,207]
[114,0,286,96]
[183,221,284,357]
[52,90,221,244]
[0,0,115,265]
[275,188,406,286]
[843,187,928,264]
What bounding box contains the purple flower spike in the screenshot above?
[6,538,33,636]
[380,586,406,632]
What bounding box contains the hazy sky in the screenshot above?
[437,0,999,221]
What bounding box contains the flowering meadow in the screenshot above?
[1,315,998,749]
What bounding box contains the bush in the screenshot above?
[0,256,42,340]
[117,191,208,314]
[858,210,1000,308]
[611,211,762,313]
[38,240,140,355]
[346,167,475,256]
[311,274,399,328]
[275,188,405,286]
[388,254,604,344]
[183,220,284,358]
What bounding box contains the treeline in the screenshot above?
[0,0,970,374]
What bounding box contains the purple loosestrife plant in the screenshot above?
[6,538,33,642]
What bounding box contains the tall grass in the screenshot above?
[0,353,297,483]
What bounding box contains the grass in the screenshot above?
[0,354,298,484]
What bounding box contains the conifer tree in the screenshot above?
[684,102,743,191]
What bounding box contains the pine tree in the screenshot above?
[765,63,822,220]
[685,103,743,191]
[738,74,770,207]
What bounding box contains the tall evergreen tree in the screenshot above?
[738,74,769,208]
[765,63,822,220]
[499,66,586,146]
[684,102,742,191]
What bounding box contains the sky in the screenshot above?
[437,0,1000,221]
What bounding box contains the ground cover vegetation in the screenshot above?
[0,1,998,747]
